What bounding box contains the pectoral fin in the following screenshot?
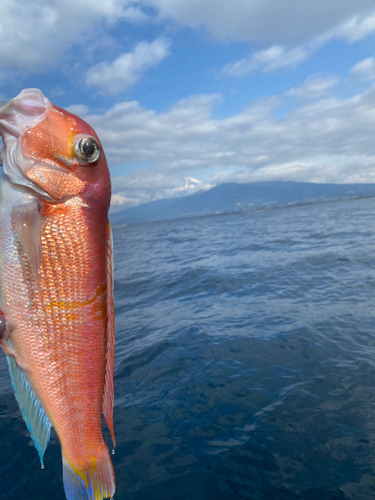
[7,349,51,464]
[12,199,42,295]
[0,312,27,370]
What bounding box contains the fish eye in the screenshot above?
[74,135,101,164]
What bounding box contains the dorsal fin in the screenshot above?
[103,221,115,447]
[7,349,51,464]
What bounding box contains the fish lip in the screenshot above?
[0,118,21,137]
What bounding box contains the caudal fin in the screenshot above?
[62,452,115,500]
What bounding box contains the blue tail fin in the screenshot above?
[62,453,115,500]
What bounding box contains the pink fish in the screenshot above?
[0,89,115,500]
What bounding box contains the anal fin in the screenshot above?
[7,348,51,464]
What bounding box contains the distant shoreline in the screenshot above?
[110,193,375,228]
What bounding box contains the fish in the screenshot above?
[0,89,115,500]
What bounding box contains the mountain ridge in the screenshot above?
[109,181,375,225]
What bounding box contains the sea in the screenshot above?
[2,197,375,499]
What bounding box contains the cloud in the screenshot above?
[86,93,221,166]
[350,57,375,81]
[109,172,211,212]
[122,6,150,22]
[222,45,315,77]
[220,7,375,77]
[86,38,170,95]
[111,193,140,206]
[203,155,375,186]
[0,0,148,72]
[142,0,375,44]
[65,104,90,118]
[2,0,375,79]
[333,10,375,42]
[75,75,375,209]
[286,75,340,99]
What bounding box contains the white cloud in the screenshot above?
[220,7,375,77]
[111,193,140,205]
[86,38,170,95]
[109,172,211,212]
[142,0,375,44]
[65,104,90,118]
[122,6,150,22]
[203,155,375,186]
[73,76,375,209]
[333,10,375,42]
[350,57,375,81]
[286,75,340,99]
[0,0,147,72]
[2,0,375,80]
[222,45,314,77]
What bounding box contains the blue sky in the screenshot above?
[2,1,375,211]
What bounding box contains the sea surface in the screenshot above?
[2,197,375,499]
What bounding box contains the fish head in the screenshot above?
[0,88,110,209]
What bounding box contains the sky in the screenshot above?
[2,1,375,212]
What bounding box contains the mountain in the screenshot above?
[109,181,375,226]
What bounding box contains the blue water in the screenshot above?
[2,197,375,499]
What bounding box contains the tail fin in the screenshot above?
[62,452,115,500]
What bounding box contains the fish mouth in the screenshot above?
[0,100,20,136]
[0,89,52,197]
[0,120,20,137]
[0,89,48,131]
[0,101,18,137]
